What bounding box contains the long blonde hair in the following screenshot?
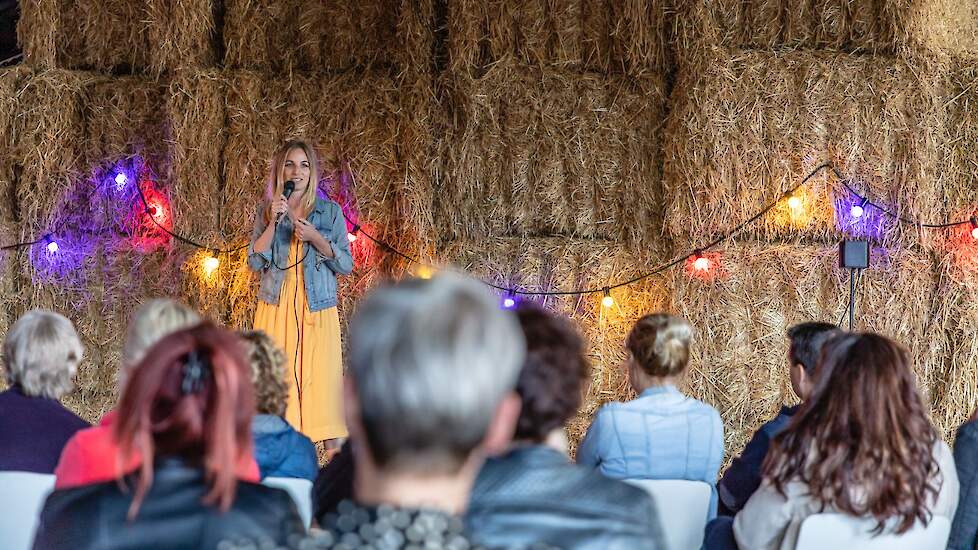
[264,139,320,223]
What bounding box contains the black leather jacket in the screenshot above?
[32,457,305,549]
[466,446,666,550]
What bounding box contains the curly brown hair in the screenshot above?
[237,330,289,417]
[513,303,590,442]
[763,332,941,534]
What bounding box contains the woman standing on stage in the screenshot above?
[248,139,353,449]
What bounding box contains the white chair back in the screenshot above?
[795,514,950,550]
[262,476,313,529]
[0,471,56,550]
[623,479,712,550]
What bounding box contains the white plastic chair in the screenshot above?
[794,514,951,550]
[262,476,313,529]
[623,479,712,550]
[0,471,56,550]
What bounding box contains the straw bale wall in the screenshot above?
[222,0,434,75]
[670,240,948,453]
[663,49,948,246]
[4,1,978,458]
[674,0,978,60]
[18,0,216,74]
[446,0,671,77]
[438,62,667,250]
[439,237,672,453]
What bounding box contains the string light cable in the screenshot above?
[339,162,833,298]
[3,162,976,298]
[829,165,973,229]
[132,184,249,255]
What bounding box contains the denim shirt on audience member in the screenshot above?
[717,405,798,516]
[949,419,978,550]
[576,384,724,518]
[247,196,353,312]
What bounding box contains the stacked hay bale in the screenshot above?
[666,0,978,454]
[438,1,673,451]
[18,0,216,74]
[441,237,671,448]
[6,1,437,422]
[4,0,978,458]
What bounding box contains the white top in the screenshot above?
[733,440,960,550]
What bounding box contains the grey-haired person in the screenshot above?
[236,273,529,549]
[0,310,89,473]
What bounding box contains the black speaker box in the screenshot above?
[839,240,870,269]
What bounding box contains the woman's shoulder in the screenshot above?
[313,195,341,212]
[677,392,721,416]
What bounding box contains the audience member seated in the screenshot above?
[312,439,354,521]
[466,302,666,549]
[54,299,258,488]
[32,323,305,549]
[706,332,959,550]
[949,404,978,549]
[258,274,526,549]
[0,310,89,473]
[717,322,839,516]
[239,329,317,481]
[577,313,723,516]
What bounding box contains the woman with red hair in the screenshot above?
[33,324,304,549]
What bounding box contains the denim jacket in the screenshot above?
[576,385,724,518]
[247,197,353,312]
[252,415,318,482]
[950,420,978,550]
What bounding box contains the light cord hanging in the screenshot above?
[3,162,977,298]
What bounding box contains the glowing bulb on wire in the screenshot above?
[348,225,360,243]
[692,250,711,272]
[601,288,614,308]
[114,172,127,189]
[201,254,220,278]
[971,217,978,240]
[417,266,433,280]
[502,295,516,309]
[46,240,59,254]
[850,198,868,219]
[787,195,801,210]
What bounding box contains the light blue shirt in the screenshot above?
[576,385,724,518]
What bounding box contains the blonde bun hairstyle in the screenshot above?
[626,314,693,377]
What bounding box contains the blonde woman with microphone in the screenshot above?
[248,139,353,450]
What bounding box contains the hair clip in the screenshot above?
[181,350,211,394]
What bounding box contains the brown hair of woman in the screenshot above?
[763,332,940,533]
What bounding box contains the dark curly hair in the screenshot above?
[513,303,590,442]
[763,332,941,534]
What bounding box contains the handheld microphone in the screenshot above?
[275,180,297,224]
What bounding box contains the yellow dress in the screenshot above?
[253,238,347,442]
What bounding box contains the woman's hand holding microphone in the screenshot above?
[271,195,290,223]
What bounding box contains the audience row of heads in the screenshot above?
[3,301,287,418]
[2,272,937,530]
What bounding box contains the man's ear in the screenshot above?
[482,392,522,456]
